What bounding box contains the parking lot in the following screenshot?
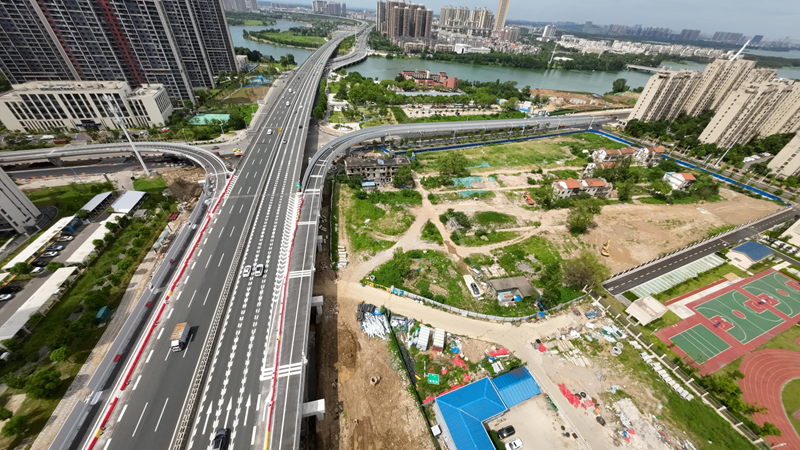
[487,395,574,450]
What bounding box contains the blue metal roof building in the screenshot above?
[433,367,542,450]
[493,367,541,408]
[731,241,772,263]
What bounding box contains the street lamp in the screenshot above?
[102,94,150,176]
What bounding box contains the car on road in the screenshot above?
[0,294,13,302]
[242,265,252,278]
[212,428,229,450]
[267,129,273,135]
[212,146,219,150]
[0,286,22,294]
[42,251,59,257]
[254,264,264,277]
[498,426,515,439]
[505,438,523,450]
[282,140,288,144]
[46,245,64,251]
[58,235,74,242]
[31,267,44,274]
[299,124,303,129]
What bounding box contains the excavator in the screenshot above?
[601,239,611,257]
[524,191,536,206]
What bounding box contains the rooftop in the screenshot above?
[554,178,581,190]
[679,172,696,181]
[583,178,607,188]
[0,267,78,341]
[731,241,772,263]
[81,192,114,213]
[436,378,506,450]
[492,366,541,408]
[111,191,147,214]
[489,276,534,298]
[3,215,76,270]
[344,155,410,168]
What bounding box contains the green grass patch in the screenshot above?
[473,211,516,227]
[132,176,167,192]
[243,19,264,25]
[652,263,747,302]
[706,224,735,237]
[246,31,325,48]
[548,169,581,179]
[340,186,418,251]
[410,110,526,124]
[622,291,639,301]
[492,235,561,276]
[452,231,518,247]
[421,220,443,244]
[429,191,495,202]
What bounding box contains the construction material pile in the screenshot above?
[557,383,595,409]
[357,302,389,339]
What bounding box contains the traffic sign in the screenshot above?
[427,374,439,385]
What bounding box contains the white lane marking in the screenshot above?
[132,403,148,437]
[229,226,236,237]
[165,350,170,361]
[167,308,173,319]
[157,328,164,340]
[187,290,197,308]
[133,375,142,391]
[103,439,112,450]
[218,253,226,267]
[251,427,257,445]
[117,404,128,423]
[218,227,225,238]
[145,350,153,364]
[183,334,193,358]
[203,288,212,305]
[154,398,169,431]
[239,204,244,214]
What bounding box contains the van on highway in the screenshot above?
[285,101,290,107]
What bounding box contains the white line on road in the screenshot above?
[167,308,173,319]
[132,403,148,437]
[154,398,169,431]
[157,328,164,340]
[145,350,153,364]
[117,404,128,423]
[133,375,142,390]
[239,204,244,214]
[229,226,236,237]
[187,290,197,308]
[183,335,193,358]
[218,227,225,238]
[218,253,225,267]
[191,261,196,270]
[252,427,257,445]
[203,288,212,305]
[256,394,261,411]
[103,439,112,450]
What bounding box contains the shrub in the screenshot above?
[46,261,64,272]
[1,374,26,390]
[1,415,28,437]
[354,190,367,200]
[24,367,62,399]
[50,346,70,362]
[8,263,31,275]
[0,408,11,421]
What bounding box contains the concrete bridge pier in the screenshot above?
[47,156,63,167]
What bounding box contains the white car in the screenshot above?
[42,251,59,257]
[267,129,273,135]
[242,265,252,278]
[31,267,44,275]
[58,235,75,242]
[254,264,264,277]
[505,439,523,450]
[0,294,13,302]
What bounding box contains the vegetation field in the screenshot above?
[451,231,518,247]
[473,211,516,227]
[132,176,167,192]
[247,31,325,48]
[340,185,419,252]
[26,182,114,219]
[415,133,625,172]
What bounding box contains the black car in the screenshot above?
[32,259,49,267]
[212,428,229,450]
[0,285,22,294]
[498,426,515,439]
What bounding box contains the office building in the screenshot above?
[0,168,40,235]
[0,0,237,105]
[767,134,800,178]
[699,79,800,147]
[0,81,174,132]
[629,69,702,122]
[493,0,509,32]
[542,25,556,39]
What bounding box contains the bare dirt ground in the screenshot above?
[530,88,638,113]
[159,166,205,184]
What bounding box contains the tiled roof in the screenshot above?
[584,178,607,188]
[679,173,696,181]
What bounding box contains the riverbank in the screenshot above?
[243,32,324,50]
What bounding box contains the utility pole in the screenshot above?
[103,94,150,176]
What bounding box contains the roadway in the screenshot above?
[329,24,371,71]
[603,207,799,294]
[85,36,347,450]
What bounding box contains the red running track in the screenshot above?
[739,349,800,448]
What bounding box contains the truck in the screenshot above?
[170,323,189,352]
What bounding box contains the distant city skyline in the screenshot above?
[349,0,798,41]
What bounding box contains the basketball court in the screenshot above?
[655,270,800,374]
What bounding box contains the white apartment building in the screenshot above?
[767,134,800,178]
[699,79,800,147]
[0,81,173,132]
[0,168,40,234]
[629,69,702,122]
[682,59,772,116]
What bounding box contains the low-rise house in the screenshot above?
[635,146,665,166]
[583,161,616,177]
[553,177,613,198]
[662,172,696,191]
[343,155,410,186]
[592,147,637,163]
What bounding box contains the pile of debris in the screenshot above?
[357,302,389,339]
[640,352,694,401]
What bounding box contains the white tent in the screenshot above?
[0,267,78,340]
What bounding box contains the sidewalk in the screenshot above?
[30,247,163,450]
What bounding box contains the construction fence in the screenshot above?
[593,295,769,449]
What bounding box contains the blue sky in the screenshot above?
[346,0,797,40]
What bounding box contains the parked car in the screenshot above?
[254,264,264,277]
[498,426,515,439]
[505,439,523,450]
[212,146,219,150]
[241,265,252,278]
[31,267,45,274]
[0,294,13,302]
[212,428,229,450]
[46,245,64,251]
[42,251,60,257]
[58,235,74,242]
[0,286,22,294]
[32,260,49,267]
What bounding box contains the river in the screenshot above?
[229,24,800,94]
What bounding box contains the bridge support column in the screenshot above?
[302,399,325,421]
[47,156,63,167]
[311,295,324,315]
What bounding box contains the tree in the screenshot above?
[335,83,348,101]
[76,209,90,219]
[758,422,781,437]
[0,408,11,421]
[504,96,519,111]
[50,346,70,362]
[24,367,61,399]
[617,178,635,202]
[437,152,469,176]
[563,251,610,289]
[612,78,630,93]
[566,203,595,234]
[227,110,247,130]
[688,175,719,199]
[105,221,120,233]
[395,74,405,83]
[92,239,105,248]
[286,54,296,66]
[8,263,31,275]
[392,165,413,188]
[540,262,563,309]
[1,415,28,437]
[46,262,64,272]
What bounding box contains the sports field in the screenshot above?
[656,270,800,374]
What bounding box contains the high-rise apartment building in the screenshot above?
[699,80,800,147]
[682,59,775,116]
[542,25,556,39]
[0,168,40,235]
[493,0,509,32]
[222,0,258,11]
[469,7,494,31]
[440,5,453,26]
[679,29,701,41]
[382,1,432,42]
[376,0,387,32]
[0,0,236,105]
[629,69,703,123]
[712,31,744,44]
[767,134,800,178]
